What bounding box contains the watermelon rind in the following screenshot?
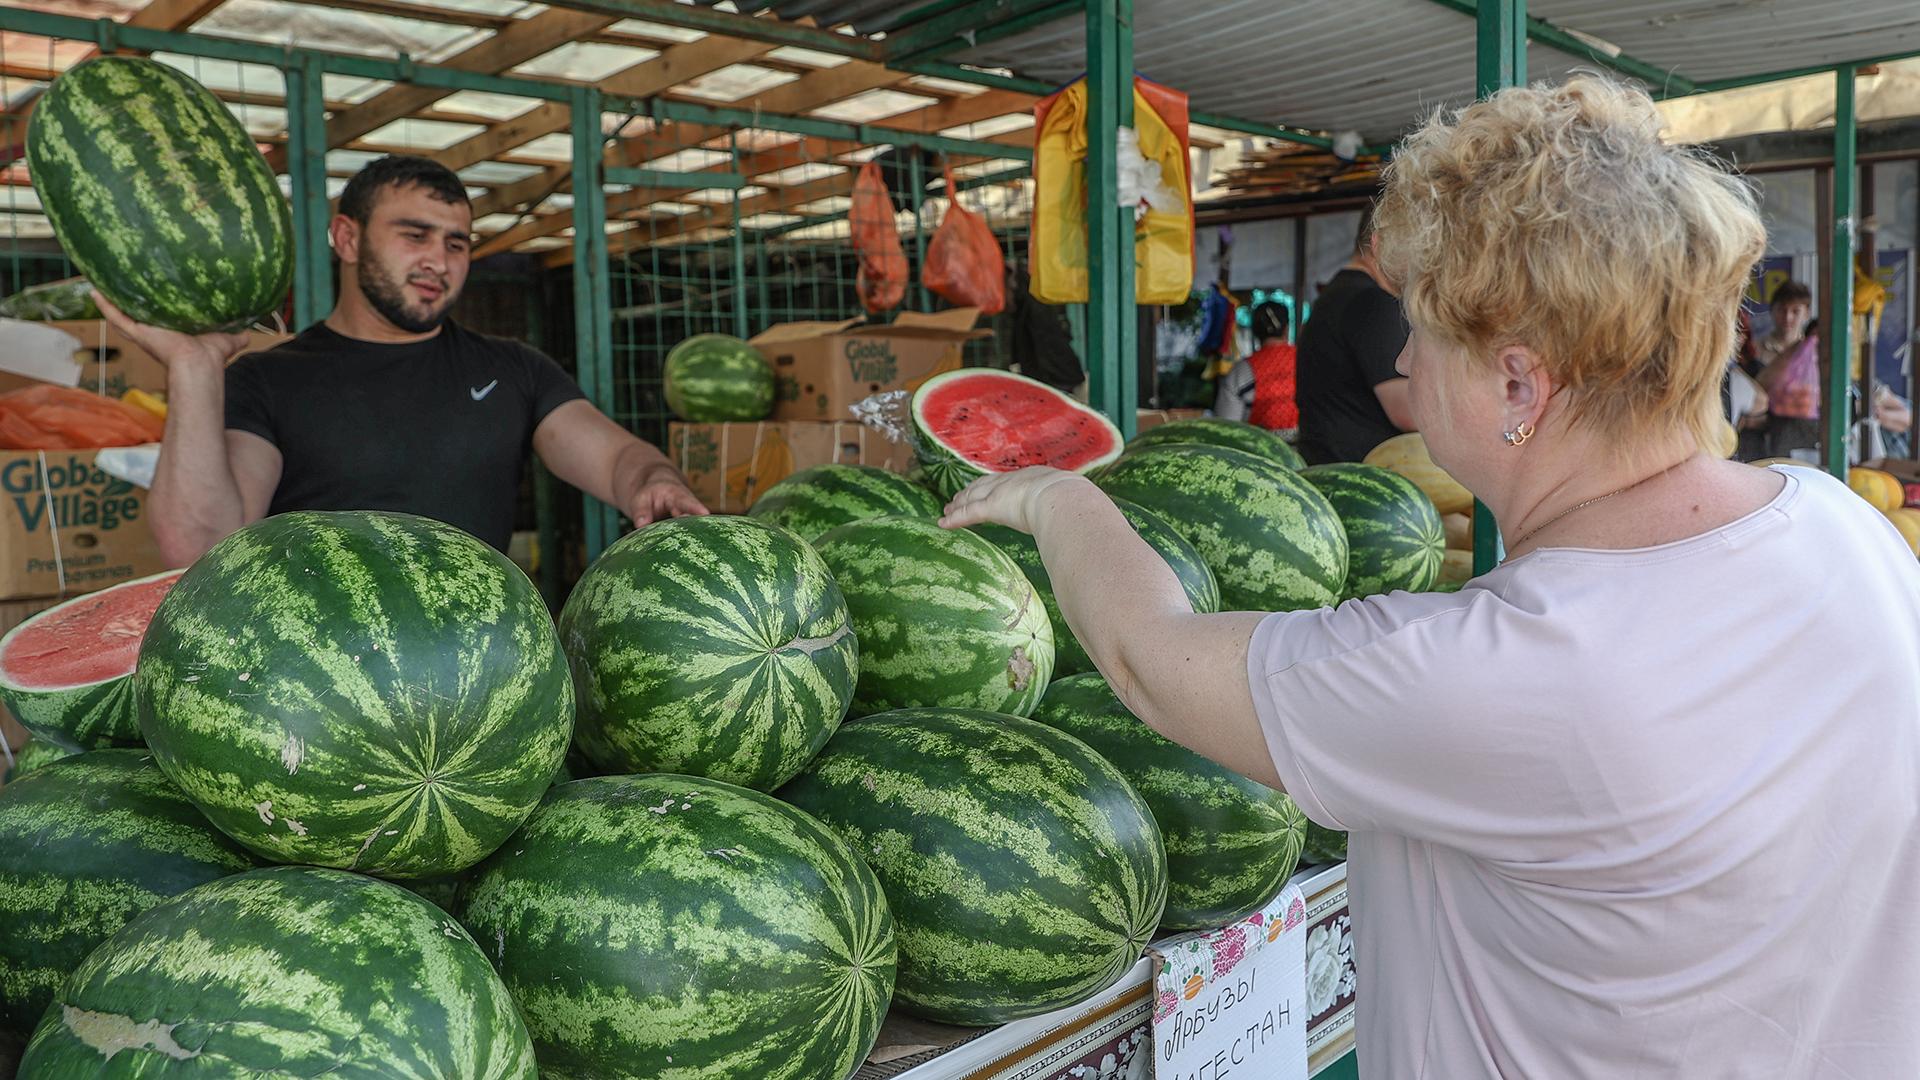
[17,865,536,1077]
[748,463,943,542]
[1126,417,1307,470]
[1030,674,1306,929]
[0,749,258,1037]
[133,511,573,880]
[559,515,857,791]
[1098,444,1349,612]
[910,368,1123,493]
[972,497,1219,677]
[0,568,183,752]
[664,333,774,422]
[778,708,1167,1026]
[1301,463,1445,599]
[27,57,292,334]
[813,516,1053,717]
[459,774,896,1080]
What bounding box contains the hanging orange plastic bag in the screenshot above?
[851,160,907,314]
[0,385,165,449]
[923,164,1006,314]
[1030,75,1194,305]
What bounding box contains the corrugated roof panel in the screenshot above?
[361,117,489,150]
[195,1,491,62]
[515,133,578,162]
[674,63,803,102]
[436,90,543,122]
[610,19,708,42]
[766,45,852,68]
[461,160,546,184]
[1531,1,1920,85]
[511,42,660,82]
[809,88,939,122]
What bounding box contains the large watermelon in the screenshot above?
[0,749,257,1037]
[460,774,895,1079]
[1030,675,1305,929]
[1,740,72,784]
[1098,444,1348,611]
[911,369,1123,495]
[972,497,1219,677]
[748,463,944,542]
[27,57,292,334]
[779,708,1166,1025]
[813,516,1053,717]
[1127,418,1306,470]
[134,511,573,879]
[17,866,535,1077]
[665,333,774,422]
[559,515,856,791]
[0,569,183,750]
[1301,822,1349,866]
[1301,463,1445,599]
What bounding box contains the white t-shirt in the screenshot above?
[1247,466,1920,1078]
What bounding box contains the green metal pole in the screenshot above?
[571,87,618,559]
[284,56,333,329]
[1827,65,1858,480]
[1085,0,1137,438]
[728,130,749,339]
[1471,0,1524,576]
[910,153,928,312]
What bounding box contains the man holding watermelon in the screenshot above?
[945,77,1920,1077]
[98,154,706,567]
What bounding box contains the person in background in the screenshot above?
[98,154,705,567]
[1294,206,1414,464]
[1752,280,1821,458]
[1213,301,1298,439]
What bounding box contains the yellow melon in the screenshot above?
[1363,433,1473,515]
[1442,512,1473,550]
[1848,467,1904,513]
[1886,507,1920,558]
[1438,548,1474,586]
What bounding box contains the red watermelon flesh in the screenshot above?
[913,370,1122,474]
[2,571,181,690]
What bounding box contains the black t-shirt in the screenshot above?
[225,320,585,551]
[1294,268,1411,465]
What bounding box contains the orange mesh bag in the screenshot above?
[851,160,907,314]
[923,164,1006,314]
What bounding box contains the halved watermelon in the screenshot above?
[911,369,1122,499]
[0,569,183,750]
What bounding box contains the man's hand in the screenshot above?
[938,467,1089,534]
[626,465,709,528]
[94,292,252,372]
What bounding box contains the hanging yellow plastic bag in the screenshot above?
[1030,75,1194,304]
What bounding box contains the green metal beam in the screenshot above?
[1827,65,1858,480]
[1426,0,1694,95]
[605,167,746,189]
[570,86,620,559]
[284,56,333,329]
[534,1,882,62]
[1693,47,1920,94]
[1084,0,1136,438]
[1471,0,1523,576]
[602,94,1036,161]
[885,0,1077,64]
[728,130,749,339]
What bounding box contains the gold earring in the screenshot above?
[1503,421,1534,447]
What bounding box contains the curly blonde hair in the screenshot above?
[1373,76,1766,452]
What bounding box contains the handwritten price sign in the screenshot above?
[1150,883,1308,1080]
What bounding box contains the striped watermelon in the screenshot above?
[134,511,573,879]
[911,459,976,503]
[972,497,1219,677]
[27,57,292,334]
[0,569,183,751]
[1031,675,1305,930]
[459,774,895,1079]
[17,866,535,1076]
[748,463,943,542]
[1301,463,1445,599]
[559,515,856,791]
[0,749,256,1037]
[1126,418,1307,470]
[1098,445,1348,611]
[664,333,774,422]
[1302,822,1348,866]
[813,516,1053,717]
[2,740,72,783]
[911,369,1123,494]
[779,708,1166,1024]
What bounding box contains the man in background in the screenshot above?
[1294,208,1414,463]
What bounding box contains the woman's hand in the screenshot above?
[938,466,1089,534]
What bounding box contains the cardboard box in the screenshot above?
[865,861,1355,1080]
[0,320,286,398]
[668,420,916,514]
[753,309,990,422]
[0,448,168,601]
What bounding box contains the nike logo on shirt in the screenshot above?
[470,380,499,401]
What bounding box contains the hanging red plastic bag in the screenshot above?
[851,160,907,314]
[923,164,1006,314]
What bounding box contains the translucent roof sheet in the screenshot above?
[755,162,846,187]
[460,160,547,184]
[641,148,735,172]
[472,213,528,233]
[436,90,544,123]
[610,19,707,43]
[766,46,850,69]
[940,113,1034,139]
[810,89,939,123]
[794,196,853,215]
[740,212,803,228]
[908,75,989,97]
[195,1,491,63]
[684,185,769,203]
[674,64,801,103]
[511,42,659,82]
[362,117,489,151]
[515,133,578,163]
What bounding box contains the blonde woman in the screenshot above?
[943,78,1920,1077]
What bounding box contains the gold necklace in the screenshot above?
[1507,458,1690,551]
